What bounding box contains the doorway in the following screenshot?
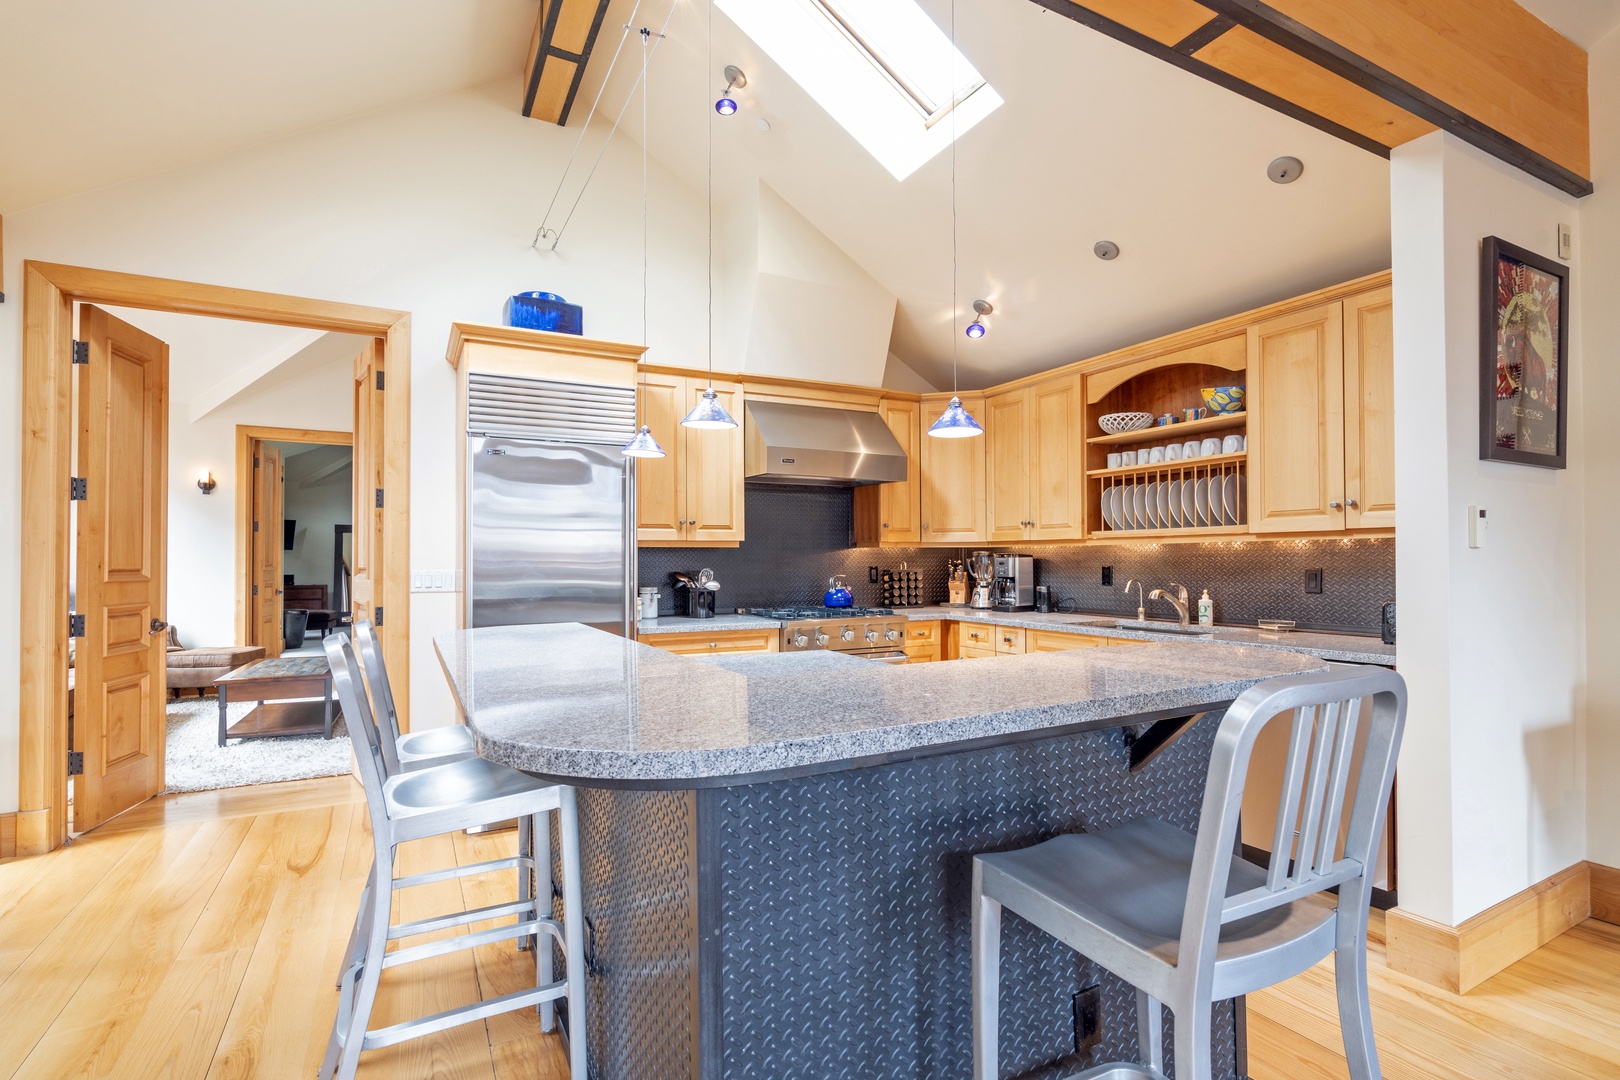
[18,262,412,855]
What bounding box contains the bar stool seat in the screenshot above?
[396,722,477,766]
[382,756,561,833]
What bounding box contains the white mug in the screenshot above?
[1200,437,1221,457]
[1120,450,1137,466]
[1165,443,1182,461]
[1238,435,1248,451]
[1222,434,1243,455]
[1183,440,1201,459]
[1148,446,1165,464]
[1107,452,1122,469]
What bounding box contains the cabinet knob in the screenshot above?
[882,523,889,529]
[708,642,718,648]
[1346,498,1359,508]
[1329,501,1342,510]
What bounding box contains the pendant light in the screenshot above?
[926,0,982,440]
[681,0,739,432]
[622,28,667,459]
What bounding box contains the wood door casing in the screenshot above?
[73,306,168,832]
[1031,375,1085,539]
[985,389,1031,543]
[919,394,986,542]
[1344,286,1396,529]
[1248,302,1346,533]
[253,445,285,658]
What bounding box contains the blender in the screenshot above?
[968,550,994,610]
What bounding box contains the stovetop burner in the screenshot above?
[752,606,896,620]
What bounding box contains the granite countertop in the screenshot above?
[435,623,1326,786]
[636,608,1395,665]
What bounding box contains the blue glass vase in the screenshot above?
[506,291,583,335]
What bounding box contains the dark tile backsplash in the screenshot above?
[638,486,1394,633]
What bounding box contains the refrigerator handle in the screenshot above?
[625,458,638,638]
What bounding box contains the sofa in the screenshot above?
[165,626,265,698]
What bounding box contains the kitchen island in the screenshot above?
[435,623,1326,1080]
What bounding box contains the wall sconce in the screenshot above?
[197,468,216,495]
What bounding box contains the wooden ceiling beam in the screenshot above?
[522,0,613,126]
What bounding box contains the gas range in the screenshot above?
[754,607,910,662]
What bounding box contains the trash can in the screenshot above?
[283,608,310,652]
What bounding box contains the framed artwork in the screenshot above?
[1480,236,1569,469]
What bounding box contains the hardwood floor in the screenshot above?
[4,776,1620,1079]
[0,776,568,1079]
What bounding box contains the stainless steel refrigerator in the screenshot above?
[465,371,636,634]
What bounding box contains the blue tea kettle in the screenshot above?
[823,574,853,608]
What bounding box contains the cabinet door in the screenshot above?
[1247,302,1346,533]
[635,372,686,541]
[685,379,746,543]
[1343,287,1395,530]
[985,390,1031,542]
[919,395,986,542]
[1030,375,1085,539]
[879,398,921,543]
[1027,630,1103,652]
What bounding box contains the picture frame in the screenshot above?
[1480,235,1569,469]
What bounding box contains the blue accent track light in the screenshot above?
[966,299,992,339]
[716,65,747,117]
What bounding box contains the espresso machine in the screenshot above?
[991,554,1036,612]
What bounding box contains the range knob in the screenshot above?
[841,628,856,643]
[865,629,880,644]
[793,632,809,648]
[814,631,830,646]
[885,628,901,642]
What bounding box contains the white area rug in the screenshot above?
[164,696,354,794]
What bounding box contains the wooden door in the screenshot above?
[685,379,746,543]
[1030,375,1085,539]
[1247,302,1346,533]
[351,343,381,628]
[634,371,685,541]
[1343,287,1396,529]
[72,306,168,832]
[252,445,285,658]
[878,398,921,543]
[919,394,986,542]
[985,389,1031,543]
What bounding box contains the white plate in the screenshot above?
[1111,486,1127,529]
[1102,488,1117,530]
[1194,479,1211,527]
[1144,482,1159,528]
[1226,474,1246,525]
[1157,483,1172,528]
[1167,481,1182,527]
[1181,481,1198,528]
[1133,485,1148,529]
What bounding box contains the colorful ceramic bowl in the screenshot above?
[1097,411,1154,435]
[1200,386,1246,414]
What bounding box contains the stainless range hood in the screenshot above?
[743,400,908,487]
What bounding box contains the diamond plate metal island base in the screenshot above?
[557,720,1246,1080]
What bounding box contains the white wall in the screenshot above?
[0,77,717,811]
[1583,28,1620,868]
[1391,131,1587,925]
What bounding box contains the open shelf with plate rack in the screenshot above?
[1082,335,1248,537]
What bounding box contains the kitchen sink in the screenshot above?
[1113,619,1213,637]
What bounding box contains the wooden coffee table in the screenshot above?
[215,656,338,747]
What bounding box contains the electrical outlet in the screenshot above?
[1101,566,1113,587]
[1305,569,1324,594]
[868,566,879,583]
[1073,984,1102,1051]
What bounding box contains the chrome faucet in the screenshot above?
[1123,579,1146,622]
[1148,582,1192,627]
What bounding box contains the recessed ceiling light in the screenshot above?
[1268,156,1304,184]
[757,117,771,132]
[1094,240,1120,260]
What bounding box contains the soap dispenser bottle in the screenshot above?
[1197,589,1214,628]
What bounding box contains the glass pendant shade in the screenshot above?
[965,319,986,338]
[927,395,984,438]
[680,387,738,429]
[715,96,738,115]
[621,425,666,458]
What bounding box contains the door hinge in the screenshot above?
[71,340,89,365]
[68,612,85,638]
[252,584,259,596]
[375,488,384,509]
[67,751,84,776]
[375,370,385,391]
[253,520,259,532]
[374,606,383,627]
[70,476,88,501]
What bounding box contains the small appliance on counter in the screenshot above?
[991,554,1035,612]
[1034,585,1052,613]
[1381,600,1396,645]
[824,575,853,608]
[968,551,994,610]
[638,587,660,622]
[672,570,720,619]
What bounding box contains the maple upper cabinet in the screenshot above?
[1343,286,1396,530]
[853,397,922,546]
[1247,290,1394,534]
[986,376,1085,542]
[919,393,986,543]
[636,374,745,545]
[1247,302,1347,533]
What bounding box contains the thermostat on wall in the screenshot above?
[1468,505,1487,549]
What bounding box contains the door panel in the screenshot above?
[878,398,920,544]
[253,445,285,658]
[1344,287,1396,529]
[685,380,745,543]
[634,372,684,540]
[1248,302,1346,533]
[351,343,384,628]
[1032,375,1085,539]
[919,395,986,542]
[73,305,168,832]
[985,390,1030,542]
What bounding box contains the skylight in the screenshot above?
[716,0,1004,181]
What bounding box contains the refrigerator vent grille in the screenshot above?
[467,372,637,444]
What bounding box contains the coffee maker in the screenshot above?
[991,554,1035,612]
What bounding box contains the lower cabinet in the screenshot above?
[956,622,1024,659]
[641,629,778,655]
[902,621,942,663]
[1027,630,1105,652]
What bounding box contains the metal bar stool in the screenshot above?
[972,665,1406,1080]
[355,620,478,770]
[319,633,588,1080]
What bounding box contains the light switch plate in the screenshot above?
[1468,505,1487,549]
[411,570,463,593]
[1558,223,1573,261]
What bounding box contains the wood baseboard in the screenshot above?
[1590,863,1620,925]
[1386,862,1596,993]
[0,812,14,859]
[13,808,55,857]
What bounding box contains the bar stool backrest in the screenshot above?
[1180,665,1406,985]
[353,621,404,777]
[325,633,394,830]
